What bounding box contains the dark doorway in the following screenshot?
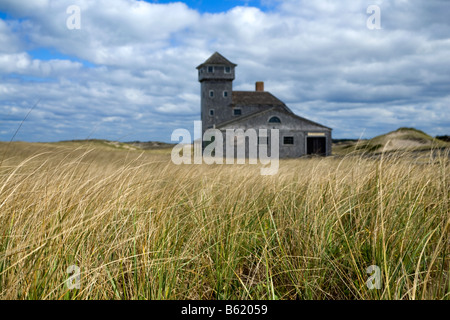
[307,137,326,155]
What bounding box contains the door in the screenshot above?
[307,137,326,155]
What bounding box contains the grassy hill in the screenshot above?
[333,128,449,156]
[0,139,174,164]
[54,139,140,150]
[54,139,174,151]
[2,128,447,158]
[0,133,448,300]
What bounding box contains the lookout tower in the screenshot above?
[197,52,237,137]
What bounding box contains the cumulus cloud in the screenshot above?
[0,0,449,142]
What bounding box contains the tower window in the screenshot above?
[209,109,214,116]
[225,66,231,74]
[208,66,214,73]
[223,91,228,97]
[268,116,281,123]
[233,109,242,116]
[209,90,214,98]
[283,136,294,145]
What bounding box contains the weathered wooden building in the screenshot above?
[197,52,332,157]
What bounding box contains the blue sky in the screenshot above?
[147,0,275,13]
[0,0,449,143]
[27,48,96,68]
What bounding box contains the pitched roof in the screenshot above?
[217,107,284,129]
[232,91,286,106]
[196,52,237,69]
[217,107,332,130]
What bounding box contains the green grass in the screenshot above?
[0,141,448,299]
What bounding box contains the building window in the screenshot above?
[225,66,231,74]
[209,90,214,98]
[233,109,242,116]
[208,66,214,73]
[268,116,281,123]
[283,136,294,145]
[223,91,228,97]
[209,109,214,116]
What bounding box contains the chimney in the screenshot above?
[255,81,264,92]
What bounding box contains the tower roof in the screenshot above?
[196,52,237,69]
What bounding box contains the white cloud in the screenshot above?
[0,0,449,142]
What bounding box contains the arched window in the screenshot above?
[268,116,281,123]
